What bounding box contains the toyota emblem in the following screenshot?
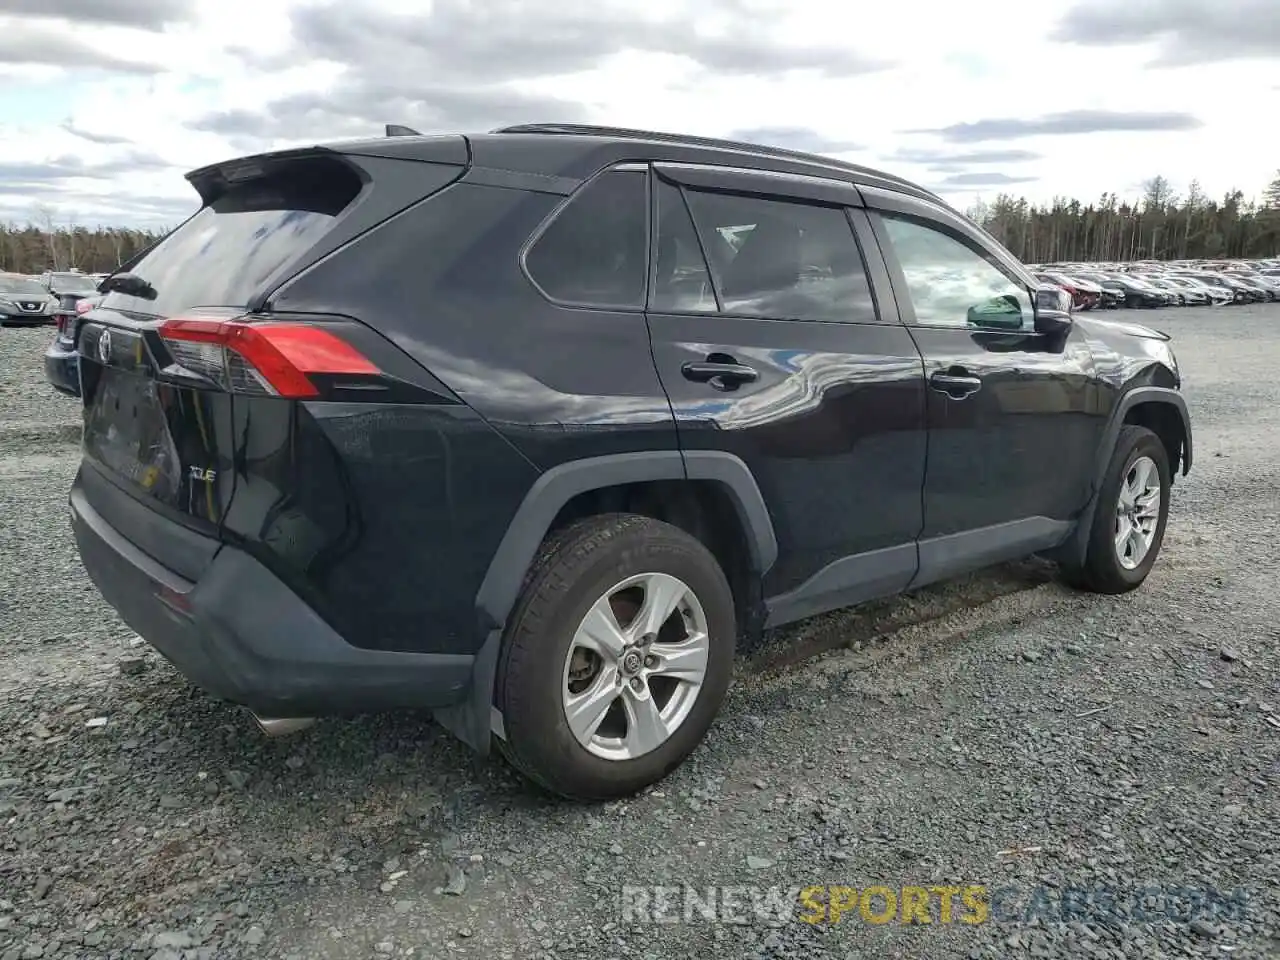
[97,329,112,364]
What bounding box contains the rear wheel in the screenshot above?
[495,514,735,800]
[1064,425,1170,594]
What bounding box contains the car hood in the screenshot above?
[1076,315,1170,341]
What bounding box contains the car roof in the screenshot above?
[300,123,952,210]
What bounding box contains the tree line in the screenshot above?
[1,170,1277,276]
[966,172,1280,264]
[0,218,165,276]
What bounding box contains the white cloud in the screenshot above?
[0,0,1276,228]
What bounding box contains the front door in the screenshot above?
[643,165,928,626]
[864,191,1104,585]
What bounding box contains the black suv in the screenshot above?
[69,124,1191,800]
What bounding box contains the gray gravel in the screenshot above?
[1,308,1278,960]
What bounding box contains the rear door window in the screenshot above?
[678,186,877,324]
[101,155,364,318]
[524,168,648,309]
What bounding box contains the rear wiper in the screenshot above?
[98,272,157,300]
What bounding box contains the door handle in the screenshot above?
[929,371,983,399]
[682,359,759,391]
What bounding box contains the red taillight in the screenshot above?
[158,317,379,398]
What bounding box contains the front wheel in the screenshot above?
[1064,425,1171,594]
[494,514,736,800]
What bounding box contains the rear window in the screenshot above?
[102,155,363,317]
[49,274,98,294]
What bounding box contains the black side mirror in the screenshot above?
[1033,286,1074,335]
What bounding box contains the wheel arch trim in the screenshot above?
[475,450,776,632]
[435,450,776,752]
[1062,386,1191,568]
[1111,386,1192,478]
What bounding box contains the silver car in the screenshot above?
[0,274,58,326]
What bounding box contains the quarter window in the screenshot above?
[524,169,648,308]
[881,214,1032,330]
[651,181,717,314]
[656,182,875,323]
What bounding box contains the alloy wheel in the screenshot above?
[561,572,709,761]
[1115,455,1161,570]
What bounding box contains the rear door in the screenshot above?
[75,148,465,581]
[644,164,927,625]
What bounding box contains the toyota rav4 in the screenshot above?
[69,124,1191,800]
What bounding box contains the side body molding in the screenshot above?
[435,450,778,751]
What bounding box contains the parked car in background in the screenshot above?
[41,270,99,302]
[46,292,102,397]
[1071,272,1125,308]
[1035,271,1100,310]
[1097,274,1168,308]
[1160,276,1225,306]
[1234,276,1278,302]
[1176,272,1253,304]
[1144,278,1193,306]
[0,273,58,326]
[1061,274,1107,309]
[66,122,1192,800]
[1251,275,1280,298]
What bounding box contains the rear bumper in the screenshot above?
[44,338,81,397]
[70,478,474,717]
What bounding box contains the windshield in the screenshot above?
[0,277,48,297]
[51,274,99,293]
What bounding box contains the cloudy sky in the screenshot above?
[1,0,1276,229]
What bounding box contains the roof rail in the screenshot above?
[385,124,422,138]
[491,122,933,198]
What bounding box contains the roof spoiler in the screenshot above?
[385,124,422,137]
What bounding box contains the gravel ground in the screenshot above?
[1,307,1278,960]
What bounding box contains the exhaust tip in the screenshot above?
[252,715,317,737]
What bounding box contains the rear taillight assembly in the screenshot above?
[157,317,379,398]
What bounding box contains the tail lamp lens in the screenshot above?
[157,318,378,397]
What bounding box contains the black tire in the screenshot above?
[494,513,736,801]
[1065,425,1171,594]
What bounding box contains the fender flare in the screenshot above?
[434,450,777,751]
[1063,386,1192,567]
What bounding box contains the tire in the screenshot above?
[494,513,736,801]
[1065,425,1171,594]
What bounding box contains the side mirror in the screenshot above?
[1033,286,1073,335]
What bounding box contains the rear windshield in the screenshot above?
[102,155,363,317]
[51,274,98,294]
[0,277,47,297]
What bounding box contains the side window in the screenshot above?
[880,214,1032,330]
[680,187,876,323]
[525,169,647,308]
[652,180,717,314]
